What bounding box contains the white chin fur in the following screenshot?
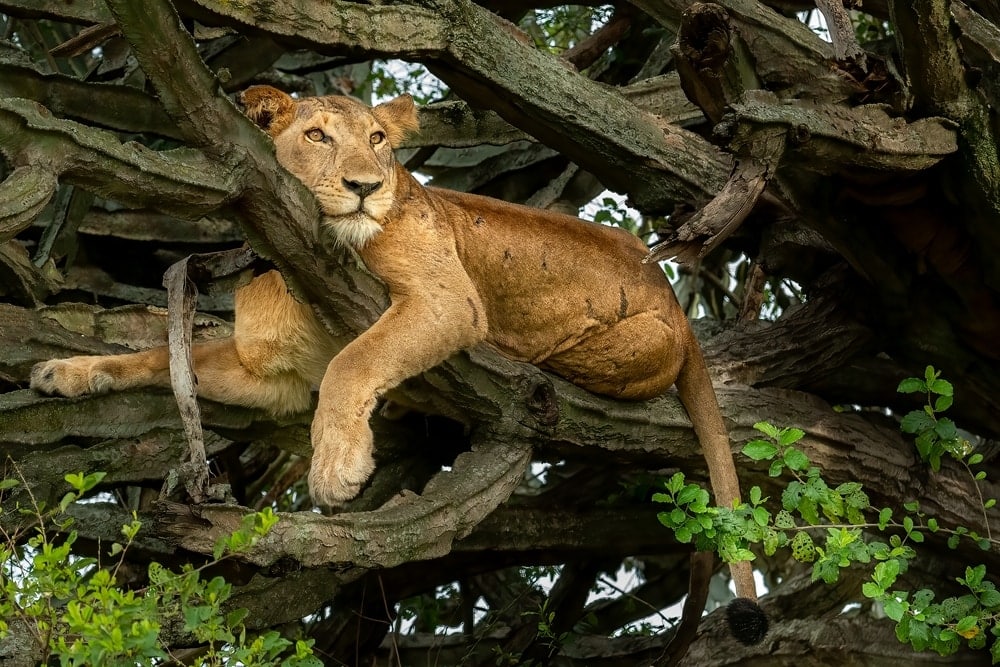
[323,214,382,248]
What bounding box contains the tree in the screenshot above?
[0,0,998,664]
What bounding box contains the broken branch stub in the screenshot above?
[163,258,211,503]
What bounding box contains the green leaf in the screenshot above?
[924,365,938,384]
[913,589,935,609]
[753,422,780,438]
[743,440,779,461]
[965,565,986,588]
[791,531,815,563]
[934,418,958,440]
[777,428,805,447]
[874,560,900,588]
[798,497,820,525]
[927,378,953,397]
[968,453,984,466]
[955,615,977,633]
[212,537,227,561]
[763,529,780,556]
[666,472,685,494]
[775,510,795,529]
[897,378,926,394]
[980,589,1000,608]
[985,499,996,510]
[783,448,810,471]
[768,460,785,477]
[862,581,882,599]
[900,411,935,435]
[677,484,703,505]
[934,394,954,412]
[58,491,77,512]
[226,608,250,628]
[0,479,19,491]
[878,507,893,530]
[675,526,693,543]
[883,597,907,622]
[749,486,763,505]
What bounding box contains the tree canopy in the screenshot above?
[1,0,999,665]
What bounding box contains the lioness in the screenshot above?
[31,86,765,643]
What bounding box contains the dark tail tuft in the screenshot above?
[726,598,768,645]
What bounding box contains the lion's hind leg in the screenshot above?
[31,271,327,416]
[31,346,173,398]
[31,337,314,415]
[540,311,685,401]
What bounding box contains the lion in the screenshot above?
[30,86,766,645]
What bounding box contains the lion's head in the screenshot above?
[240,85,419,248]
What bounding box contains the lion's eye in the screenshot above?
[305,128,326,142]
[370,131,386,146]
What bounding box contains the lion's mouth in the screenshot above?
[318,212,383,248]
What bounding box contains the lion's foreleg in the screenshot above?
[308,296,483,506]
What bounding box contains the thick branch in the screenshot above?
[629,0,852,99]
[890,0,1000,290]
[0,99,234,217]
[172,0,728,212]
[154,440,531,569]
[719,92,957,172]
[0,0,111,24]
[0,57,179,139]
[174,0,449,60]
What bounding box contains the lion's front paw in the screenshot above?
[30,357,114,397]
[308,416,376,507]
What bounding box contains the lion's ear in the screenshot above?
[239,85,296,136]
[372,94,419,146]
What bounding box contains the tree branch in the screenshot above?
[0,99,234,216]
[0,56,180,138]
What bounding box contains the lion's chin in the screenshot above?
[322,213,383,248]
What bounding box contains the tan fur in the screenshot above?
[31,87,758,603]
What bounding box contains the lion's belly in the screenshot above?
[442,187,688,399]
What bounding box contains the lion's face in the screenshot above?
[240,86,419,248]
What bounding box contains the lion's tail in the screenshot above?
[674,333,768,647]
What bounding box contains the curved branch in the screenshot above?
[0,166,57,244]
[154,439,532,569]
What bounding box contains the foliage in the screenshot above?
[653,367,999,661]
[521,5,615,54]
[589,195,641,234]
[369,60,448,105]
[0,472,320,666]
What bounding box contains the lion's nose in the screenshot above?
[342,178,383,199]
